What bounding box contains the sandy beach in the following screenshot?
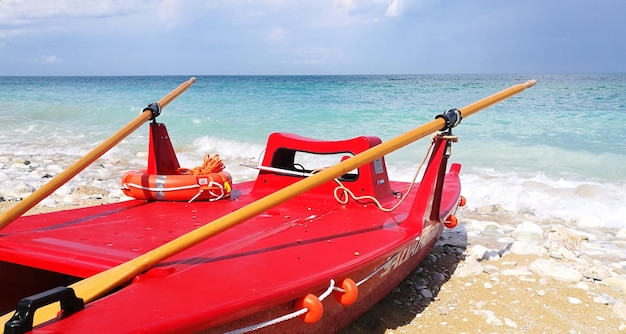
[2,155,626,333]
[343,210,626,333]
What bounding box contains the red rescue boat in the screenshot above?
[0,79,535,334]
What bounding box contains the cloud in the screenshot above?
[30,55,62,64]
[0,0,141,23]
[385,0,401,16]
[333,0,358,13]
[266,26,288,43]
[290,46,332,65]
[1,0,624,75]
[0,0,189,37]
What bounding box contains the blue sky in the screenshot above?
[1,0,624,75]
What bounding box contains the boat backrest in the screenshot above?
[252,132,392,199]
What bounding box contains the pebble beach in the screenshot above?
[2,153,626,333]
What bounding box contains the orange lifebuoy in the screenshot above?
[121,170,232,202]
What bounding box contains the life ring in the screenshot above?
[121,170,232,202]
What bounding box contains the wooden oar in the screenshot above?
[0,77,196,231]
[0,79,536,330]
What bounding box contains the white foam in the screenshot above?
[175,136,267,182]
[460,168,626,229]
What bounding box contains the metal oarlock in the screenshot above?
[435,108,462,130]
[144,102,162,121]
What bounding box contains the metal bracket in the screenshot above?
[144,102,162,121]
[435,108,462,130]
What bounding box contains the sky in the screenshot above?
[0,0,624,76]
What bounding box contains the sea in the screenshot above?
[0,74,624,229]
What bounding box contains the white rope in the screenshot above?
[223,280,336,334]
[222,255,410,334]
[240,164,313,177]
[318,279,336,301]
[123,180,226,203]
[188,181,225,203]
[122,182,200,192]
[223,246,425,334]
[330,138,435,213]
[223,307,308,334]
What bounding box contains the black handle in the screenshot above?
[4,286,84,334]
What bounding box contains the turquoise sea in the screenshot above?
[0,74,625,228]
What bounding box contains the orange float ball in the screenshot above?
[333,278,359,306]
[444,214,458,229]
[295,294,323,324]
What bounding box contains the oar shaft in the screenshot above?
[0,77,196,231]
[461,80,536,118]
[157,77,197,110]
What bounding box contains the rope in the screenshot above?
[224,280,336,334]
[223,251,416,333]
[178,153,225,175]
[122,183,199,192]
[188,181,226,203]
[176,153,228,202]
[329,135,439,212]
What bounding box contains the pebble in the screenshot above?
[506,241,545,256]
[504,317,518,328]
[574,281,589,290]
[468,244,489,260]
[613,302,626,320]
[567,297,582,304]
[454,256,484,278]
[511,221,543,244]
[473,309,502,326]
[54,185,72,196]
[594,293,616,305]
[529,258,583,283]
[0,153,130,205]
[420,289,433,299]
[39,197,58,207]
[602,276,626,292]
[431,272,446,282]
